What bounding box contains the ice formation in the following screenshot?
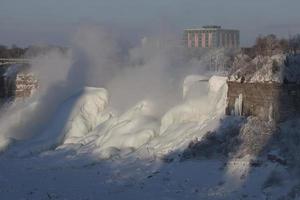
[234,94,243,116]
[9,87,110,156]
[2,75,228,159]
[182,75,208,99]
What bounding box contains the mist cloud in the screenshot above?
[0,24,212,152]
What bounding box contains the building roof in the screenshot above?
[184,26,239,32]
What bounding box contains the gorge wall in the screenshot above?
[226,81,300,121]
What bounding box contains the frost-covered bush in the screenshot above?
[180,116,277,161]
[187,48,237,73]
[229,54,300,83]
[234,117,276,157]
[180,117,245,160]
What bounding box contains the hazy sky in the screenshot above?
[1,0,300,46]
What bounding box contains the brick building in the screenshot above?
[184,26,240,49]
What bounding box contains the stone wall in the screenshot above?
[226,81,300,121]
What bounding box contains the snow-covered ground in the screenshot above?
[0,75,297,199]
[0,154,292,200]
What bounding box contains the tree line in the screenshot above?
[0,45,26,58]
[0,44,69,59]
[243,34,300,58]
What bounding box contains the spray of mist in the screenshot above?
[0,24,216,152]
